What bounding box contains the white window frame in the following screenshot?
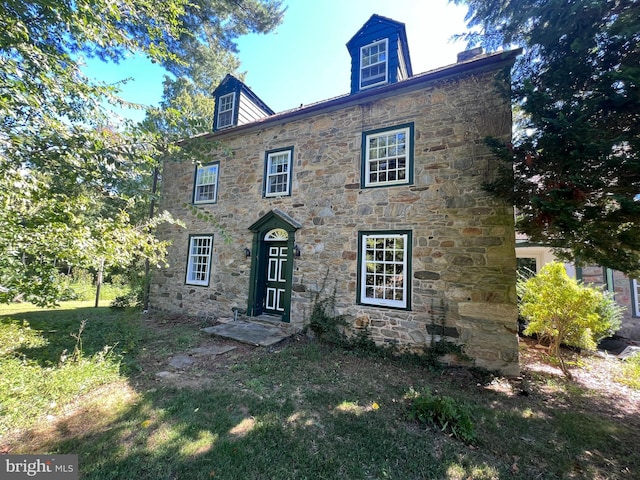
[633,279,640,317]
[363,125,411,187]
[217,92,235,129]
[359,232,410,309]
[360,39,388,90]
[193,163,219,204]
[264,148,292,197]
[186,235,213,286]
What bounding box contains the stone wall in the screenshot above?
[152,69,520,375]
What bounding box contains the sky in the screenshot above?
[84,0,471,123]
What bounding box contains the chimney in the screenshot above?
[457,47,484,63]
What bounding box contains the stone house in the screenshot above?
[151,15,522,375]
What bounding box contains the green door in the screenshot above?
[264,242,288,314]
[248,212,300,323]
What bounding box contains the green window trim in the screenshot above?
[357,230,412,310]
[604,267,615,292]
[263,147,294,198]
[361,123,414,188]
[193,162,220,204]
[185,234,214,287]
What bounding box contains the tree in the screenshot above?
[144,42,240,138]
[453,0,640,275]
[518,262,622,377]
[0,0,284,306]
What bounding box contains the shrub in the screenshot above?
[306,280,348,344]
[519,262,622,376]
[408,387,476,443]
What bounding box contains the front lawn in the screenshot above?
[1,304,638,479]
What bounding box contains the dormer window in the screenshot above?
[347,15,412,95]
[360,39,388,89]
[212,74,274,132]
[217,93,235,129]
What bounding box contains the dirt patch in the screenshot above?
[518,337,640,421]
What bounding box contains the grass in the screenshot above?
[0,303,638,479]
[0,302,142,436]
[68,281,130,303]
[617,352,640,390]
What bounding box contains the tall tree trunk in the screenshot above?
[94,258,104,308]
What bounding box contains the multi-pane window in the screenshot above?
[360,39,388,89]
[193,163,219,204]
[358,231,411,309]
[217,93,235,129]
[633,279,640,316]
[363,124,413,187]
[186,235,213,286]
[264,148,293,197]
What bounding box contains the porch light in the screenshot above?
[294,244,301,257]
[244,247,251,258]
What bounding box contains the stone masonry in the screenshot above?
[580,265,640,340]
[152,58,521,375]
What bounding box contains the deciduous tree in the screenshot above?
[0,0,284,305]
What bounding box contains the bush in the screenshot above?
[408,387,476,443]
[519,262,622,376]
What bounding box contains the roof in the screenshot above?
[213,73,275,115]
[195,48,521,141]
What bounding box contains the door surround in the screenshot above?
[247,209,301,323]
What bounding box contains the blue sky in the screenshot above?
[84,0,470,122]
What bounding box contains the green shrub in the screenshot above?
[408,387,476,443]
[519,262,622,376]
[109,290,141,309]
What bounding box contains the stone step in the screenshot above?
[202,319,297,347]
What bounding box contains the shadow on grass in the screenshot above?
[10,382,486,479]
[2,310,639,479]
[0,307,142,367]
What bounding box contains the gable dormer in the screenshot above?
[346,15,413,95]
[212,74,275,131]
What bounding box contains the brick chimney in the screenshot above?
[457,47,484,62]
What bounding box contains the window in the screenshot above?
[217,93,235,129]
[264,147,293,197]
[193,163,219,204]
[632,279,640,317]
[516,257,537,279]
[358,231,411,309]
[360,39,388,89]
[362,124,413,187]
[186,235,213,286]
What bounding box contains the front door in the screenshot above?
[248,215,299,323]
[264,242,287,314]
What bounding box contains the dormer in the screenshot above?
[346,14,413,95]
[212,74,275,131]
